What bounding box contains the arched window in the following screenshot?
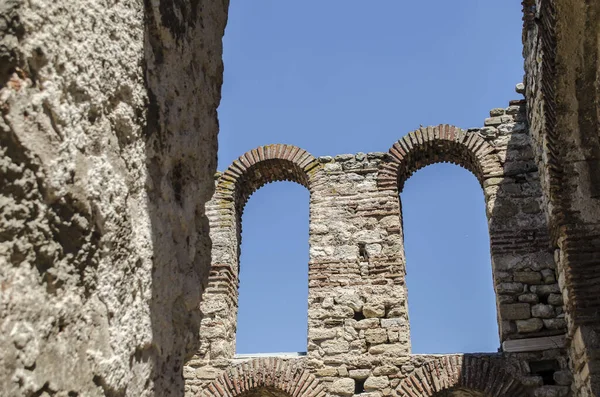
[236,182,309,354]
[401,163,499,353]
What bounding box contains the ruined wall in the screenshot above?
[0,1,228,395]
[184,98,571,397]
[522,1,600,395]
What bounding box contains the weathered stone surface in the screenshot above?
[532,304,555,319]
[330,378,355,396]
[0,0,227,395]
[349,369,371,379]
[514,271,543,284]
[365,329,388,345]
[363,303,385,318]
[364,376,389,391]
[500,303,531,320]
[516,318,544,333]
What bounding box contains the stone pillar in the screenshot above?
[308,153,410,373]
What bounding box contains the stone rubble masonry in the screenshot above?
[184,96,571,397]
[1,0,228,396]
[522,0,600,396]
[2,0,597,396]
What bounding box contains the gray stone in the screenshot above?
[335,294,363,312]
[515,82,525,94]
[497,282,525,294]
[518,293,540,304]
[516,318,544,333]
[548,293,563,306]
[500,303,531,320]
[531,284,561,296]
[541,269,556,284]
[484,116,503,126]
[334,154,354,162]
[543,318,567,330]
[531,304,555,319]
[553,370,573,386]
[514,271,542,284]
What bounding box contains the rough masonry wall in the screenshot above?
[1,1,228,396]
[522,1,600,395]
[184,98,571,397]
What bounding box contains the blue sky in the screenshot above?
[218,1,524,354]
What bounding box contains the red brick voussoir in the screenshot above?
[200,358,327,397]
[378,125,502,193]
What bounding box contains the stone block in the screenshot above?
[485,116,503,126]
[316,368,339,377]
[490,108,505,116]
[530,284,560,296]
[500,303,531,320]
[518,293,540,304]
[365,329,388,344]
[543,318,567,330]
[553,370,573,386]
[329,378,355,396]
[497,282,525,295]
[373,365,399,376]
[531,303,555,318]
[548,293,563,306]
[322,339,350,354]
[364,376,389,391]
[380,318,404,328]
[514,271,542,284]
[363,303,385,318]
[349,369,371,379]
[516,318,544,333]
[354,319,380,330]
[310,328,337,340]
[541,269,556,284]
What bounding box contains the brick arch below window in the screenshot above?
[200,358,327,397]
[397,356,529,397]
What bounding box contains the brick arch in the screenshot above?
[200,358,327,397]
[397,356,529,397]
[216,144,321,215]
[378,125,502,192]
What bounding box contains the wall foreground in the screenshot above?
[1,0,228,395]
[2,0,599,396]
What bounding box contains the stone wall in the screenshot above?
[184,99,571,396]
[0,1,228,395]
[522,1,600,396]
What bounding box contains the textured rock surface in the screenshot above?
[0,0,228,395]
[523,0,600,395]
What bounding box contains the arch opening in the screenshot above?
[401,163,499,353]
[235,181,309,354]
